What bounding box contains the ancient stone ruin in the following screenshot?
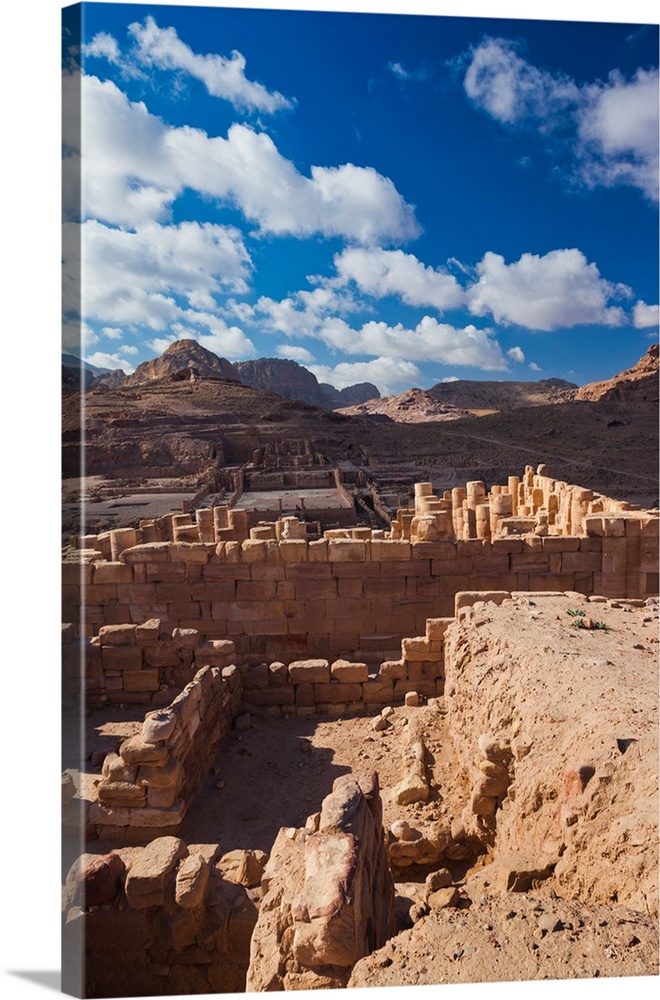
[61,465,659,995]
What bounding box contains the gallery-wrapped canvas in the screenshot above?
[62,2,659,998]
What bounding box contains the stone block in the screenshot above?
[102,645,143,672]
[454,591,509,615]
[377,659,407,680]
[363,678,394,704]
[279,540,308,562]
[243,687,295,707]
[120,668,159,693]
[330,659,368,683]
[288,659,330,684]
[98,623,137,646]
[125,836,188,908]
[98,780,147,808]
[93,562,134,584]
[146,562,186,582]
[144,643,181,668]
[401,636,432,661]
[236,580,276,600]
[142,709,177,743]
[369,540,411,561]
[562,551,602,573]
[313,682,363,704]
[120,542,171,564]
[120,735,169,767]
[175,854,210,909]
[425,617,453,640]
[135,618,161,644]
[295,683,315,708]
[169,542,210,565]
[241,540,268,563]
[328,539,366,562]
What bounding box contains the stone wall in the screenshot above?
[88,660,242,843]
[62,467,659,663]
[62,838,260,997]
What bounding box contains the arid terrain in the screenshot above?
[61,338,658,996]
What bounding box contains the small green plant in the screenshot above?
[567,608,586,618]
[592,620,608,630]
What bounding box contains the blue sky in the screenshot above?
[62,1,659,394]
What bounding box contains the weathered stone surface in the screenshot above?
[119,735,169,766]
[393,771,429,805]
[124,837,188,909]
[63,852,126,910]
[175,853,209,909]
[142,709,177,744]
[288,659,330,684]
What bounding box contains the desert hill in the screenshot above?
[572,343,659,402]
[337,387,470,423]
[427,375,577,413]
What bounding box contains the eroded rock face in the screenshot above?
[442,594,658,919]
[246,772,396,991]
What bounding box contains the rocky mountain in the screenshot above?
[234,358,328,407]
[234,358,380,409]
[62,354,112,391]
[427,376,578,413]
[125,340,240,386]
[319,381,381,407]
[337,387,470,423]
[572,343,659,403]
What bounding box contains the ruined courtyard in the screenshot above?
[61,465,659,996]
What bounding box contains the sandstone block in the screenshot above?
[172,627,200,650]
[169,542,210,564]
[137,758,182,792]
[98,780,147,808]
[454,591,510,615]
[393,772,429,805]
[288,659,330,684]
[363,678,394,704]
[124,836,188,908]
[101,645,143,672]
[313,682,363,704]
[120,735,169,767]
[93,562,133,584]
[64,852,126,910]
[144,642,181,669]
[101,753,138,784]
[378,659,407,680]
[401,636,432,661]
[120,542,171,564]
[98,624,137,646]
[241,540,268,563]
[428,886,460,909]
[328,539,366,562]
[330,660,368,683]
[142,709,177,743]
[175,853,210,909]
[123,669,160,692]
[135,618,161,644]
[279,540,309,562]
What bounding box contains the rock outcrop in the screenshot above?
[338,386,469,422]
[126,339,240,386]
[246,771,396,991]
[235,358,380,409]
[572,343,659,403]
[427,376,578,412]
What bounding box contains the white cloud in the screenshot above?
[85,351,135,373]
[507,346,525,363]
[440,376,460,382]
[308,357,423,395]
[463,37,659,202]
[62,319,98,355]
[633,300,660,329]
[467,249,630,330]
[578,69,659,201]
[83,32,121,65]
[121,345,139,355]
[317,315,508,370]
[464,37,578,126]
[275,345,315,363]
[67,71,419,243]
[62,219,256,357]
[529,362,542,371]
[334,247,464,311]
[63,218,252,322]
[128,17,293,113]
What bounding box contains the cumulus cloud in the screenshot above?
[276,345,315,363]
[82,32,121,65]
[633,300,660,329]
[466,248,630,330]
[334,247,464,311]
[148,319,256,360]
[529,362,542,371]
[66,71,419,243]
[62,219,257,357]
[63,219,252,321]
[85,350,136,373]
[128,16,293,113]
[507,346,525,363]
[463,37,659,202]
[308,358,423,395]
[317,315,508,370]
